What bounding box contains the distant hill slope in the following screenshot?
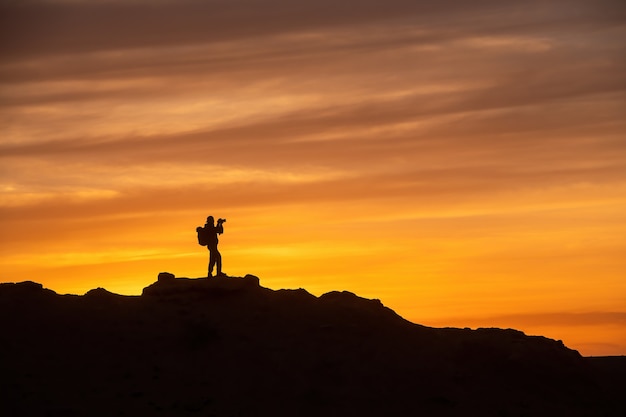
[1,274,624,417]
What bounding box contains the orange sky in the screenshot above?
[1,0,625,356]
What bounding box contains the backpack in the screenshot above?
[196,226,208,246]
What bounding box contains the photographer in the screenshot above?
[204,216,226,277]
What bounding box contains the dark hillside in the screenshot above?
[1,275,624,416]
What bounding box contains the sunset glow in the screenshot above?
[1,0,625,356]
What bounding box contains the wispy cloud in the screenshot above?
[2,0,623,58]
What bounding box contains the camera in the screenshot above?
[217,218,226,223]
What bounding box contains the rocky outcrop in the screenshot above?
[142,273,261,296]
[0,280,56,298]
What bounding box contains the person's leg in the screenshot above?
[208,247,216,277]
[215,250,222,276]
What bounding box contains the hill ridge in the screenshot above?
[1,273,624,416]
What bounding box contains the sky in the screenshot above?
[1,0,625,356]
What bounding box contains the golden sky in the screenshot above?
[1,0,625,356]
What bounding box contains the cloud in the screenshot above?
[2,86,624,175]
[2,0,623,60]
[2,0,623,163]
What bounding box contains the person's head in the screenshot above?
[207,216,214,225]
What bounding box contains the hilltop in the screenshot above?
[1,273,624,416]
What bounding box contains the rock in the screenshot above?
[142,274,261,297]
[242,274,260,287]
[158,272,176,282]
[84,287,119,300]
[0,281,56,298]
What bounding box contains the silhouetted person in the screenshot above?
[203,216,225,277]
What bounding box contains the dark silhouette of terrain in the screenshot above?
[1,274,624,416]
